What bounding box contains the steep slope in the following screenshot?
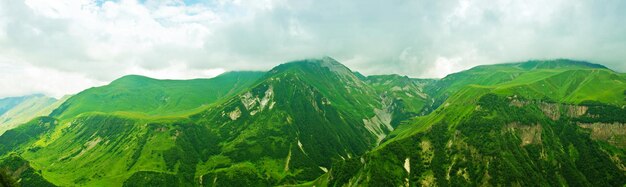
[325,60,626,186]
[0,95,67,135]
[186,57,387,186]
[0,57,419,186]
[51,71,265,120]
[365,75,434,126]
[0,154,55,187]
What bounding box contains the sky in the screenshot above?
[1,0,625,98]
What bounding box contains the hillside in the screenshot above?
[0,95,34,116]
[0,57,432,186]
[324,60,626,186]
[51,71,265,120]
[365,75,434,125]
[424,59,621,110]
[0,58,624,187]
[0,95,68,135]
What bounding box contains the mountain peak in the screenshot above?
[108,75,158,87]
[113,74,155,81]
[270,57,352,76]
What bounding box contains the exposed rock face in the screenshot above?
[228,107,241,120]
[239,85,275,115]
[566,105,588,117]
[504,123,542,146]
[509,99,528,107]
[535,102,588,120]
[577,122,626,148]
[362,95,394,144]
[74,137,102,159]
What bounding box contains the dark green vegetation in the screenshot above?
[0,154,54,187]
[326,59,626,186]
[0,58,625,186]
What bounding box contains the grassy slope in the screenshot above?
[51,71,265,120]
[0,72,265,186]
[325,60,626,186]
[425,59,620,109]
[3,58,409,186]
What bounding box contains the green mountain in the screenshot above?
[0,95,67,135]
[0,94,60,135]
[0,58,429,186]
[365,75,434,125]
[325,60,626,186]
[51,71,265,120]
[0,96,30,116]
[424,59,622,109]
[0,58,625,187]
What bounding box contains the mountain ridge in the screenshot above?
[0,57,624,187]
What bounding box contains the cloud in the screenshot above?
[0,57,105,98]
[0,0,625,98]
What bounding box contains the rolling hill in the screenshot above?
[50,71,265,120]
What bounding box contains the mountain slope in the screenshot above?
[1,58,624,187]
[51,71,265,120]
[0,95,33,116]
[162,57,409,186]
[325,60,626,186]
[1,58,426,186]
[424,59,618,110]
[0,154,55,187]
[0,95,67,135]
[365,75,434,126]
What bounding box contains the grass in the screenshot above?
[53,71,265,120]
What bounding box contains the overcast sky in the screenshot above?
[1,0,625,98]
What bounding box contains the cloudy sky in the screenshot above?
[1,0,625,98]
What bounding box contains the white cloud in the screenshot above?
[1,0,626,98]
[423,57,465,78]
[123,63,225,80]
[0,59,105,98]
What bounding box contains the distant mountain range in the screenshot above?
[0,57,624,186]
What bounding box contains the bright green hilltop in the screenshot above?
[0,58,624,187]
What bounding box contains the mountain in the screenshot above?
[50,71,265,120]
[0,96,29,116]
[0,95,45,116]
[0,58,624,187]
[0,57,430,186]
[424,59,622,110]
[365,75,434,125]
[324,60,626,186]
[0,94,63,135]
